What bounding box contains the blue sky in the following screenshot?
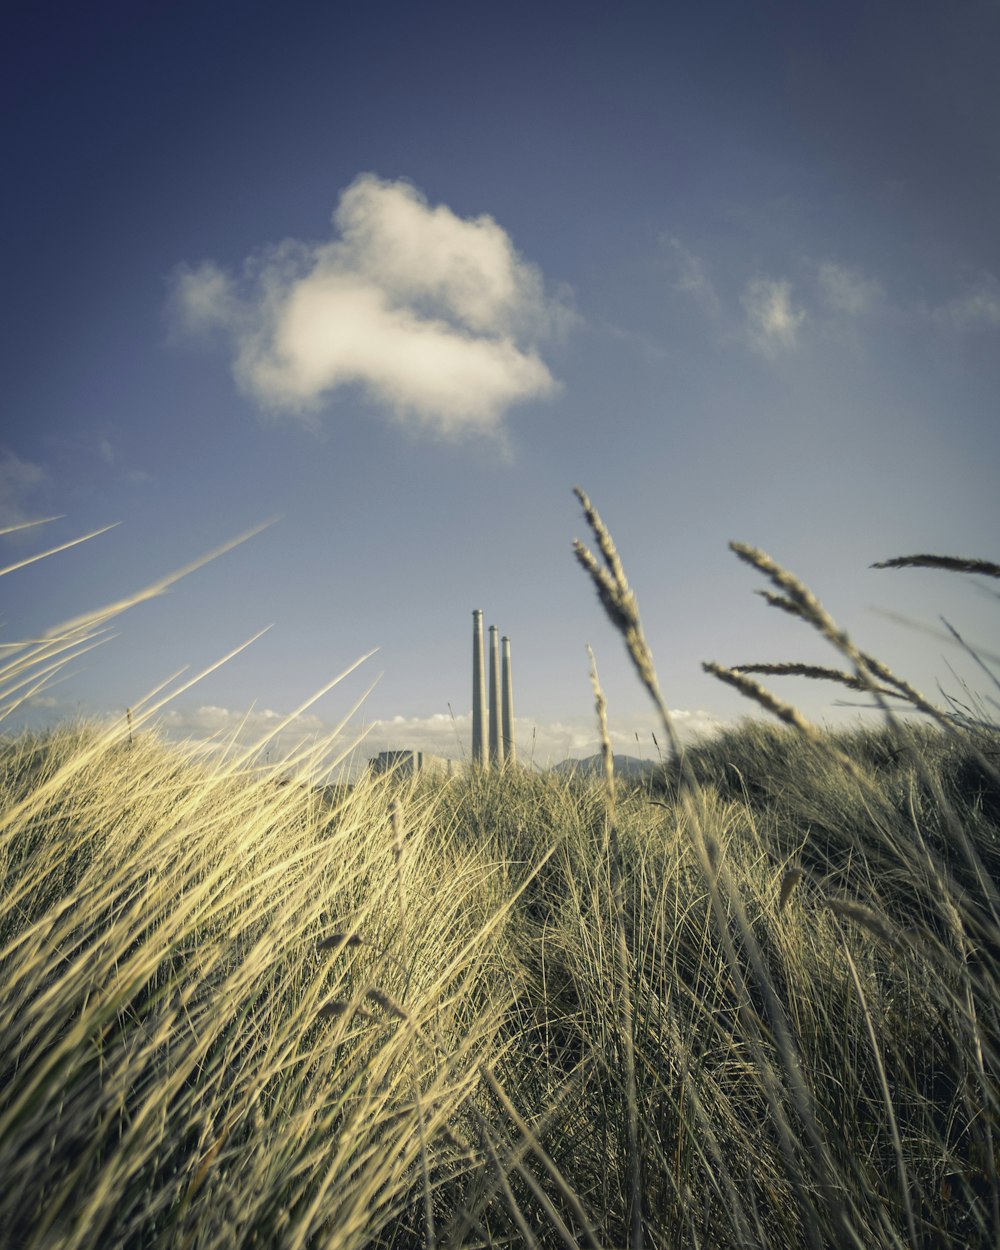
[3,0,998,769]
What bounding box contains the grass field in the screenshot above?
[1,502,998,1249]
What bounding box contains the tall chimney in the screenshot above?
[501,635,515,766]
[472,610,486,768]
[489,625,504,768]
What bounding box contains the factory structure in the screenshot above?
[472,608,515,770]
[368,609,516,776]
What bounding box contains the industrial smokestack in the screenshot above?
[502,635,515,766]
[488,625,504,768]
[472,610,486,768]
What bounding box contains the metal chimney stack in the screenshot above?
[472,610,486,768]
[488,625,504,768]
[502,635,515,765]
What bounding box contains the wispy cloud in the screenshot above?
[169,175,570,438]
[96,436,152,486]
[741,277,806,356]
[932,273,1000,331]
[665,237,721,318]
[665,238,999,361]
[816,263,883,317]
[814,262,1000,336]
[0,449,48,534]
[665,242,807,358]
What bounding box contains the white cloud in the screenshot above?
[816,263,882,317]
[932,273,1000,330]
[741,278,805,356]
[169,175,569,437]
[0,449,47,534]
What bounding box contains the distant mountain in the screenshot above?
[552,753,660,779]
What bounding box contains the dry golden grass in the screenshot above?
[0,506,998,1248]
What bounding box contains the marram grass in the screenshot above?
[0,510,998,1249]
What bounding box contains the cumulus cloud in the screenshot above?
[0,449,47,534]
[741,278,805,355]
[169,175,569,437]
[816,263,883,317]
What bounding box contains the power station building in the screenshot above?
[368,750,454,777]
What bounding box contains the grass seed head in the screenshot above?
[779,867,805,911]
[872,554,1000,579]
[317,933,363,951]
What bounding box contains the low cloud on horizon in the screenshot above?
[169,175,571,438]
[106,701,726,780]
